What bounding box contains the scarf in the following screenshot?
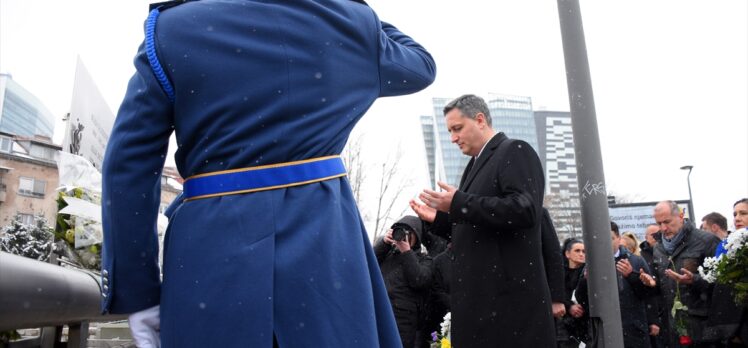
[661,227,687,255]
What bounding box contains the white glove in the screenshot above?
[128,305,161,348]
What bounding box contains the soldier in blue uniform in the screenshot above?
[100,1,436,347]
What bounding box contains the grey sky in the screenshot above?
[1,0,746,230]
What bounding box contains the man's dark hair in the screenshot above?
[701,212,727,231]
[442,94,492,127]
[610,221,620,236]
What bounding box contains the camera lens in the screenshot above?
[392,228,408,242]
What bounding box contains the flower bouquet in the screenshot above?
[430,312,451,348]
[54,186,102,270]
[53,152,103,271]
[699,228,748,305]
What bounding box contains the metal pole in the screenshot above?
[683,166,695,220]
[0,252,125,330]
[556,1,624,347]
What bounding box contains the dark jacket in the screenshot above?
[416,245,454,348]
[640,240,655,267]
[430,133,554,347]
[578,247,653,348]
[374,216,434,348]
[651,223,721,346]
[703,238,746,344]
[557,264,588,344]
[420,222,448,257]
[541,208,565,304]
[640,240,665,347]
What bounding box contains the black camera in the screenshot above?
[391,227,410,242]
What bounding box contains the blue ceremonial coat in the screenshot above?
[100,1,436,347]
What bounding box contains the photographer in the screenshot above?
[374,216,434,348]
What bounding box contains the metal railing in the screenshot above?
[0,252,126,347]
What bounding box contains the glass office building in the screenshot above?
[421,94,541,188]
[420,114,437,187]
[0,74,55,138]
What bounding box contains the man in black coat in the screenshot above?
[646,201,721,347]
[411,94,554,347]
[374,216,434,348]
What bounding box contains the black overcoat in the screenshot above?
[431,133,555,347]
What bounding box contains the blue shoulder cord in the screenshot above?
[145,8,176,102]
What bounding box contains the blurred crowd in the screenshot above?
[374,198,748,348]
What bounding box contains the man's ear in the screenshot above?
[475,112,487,127]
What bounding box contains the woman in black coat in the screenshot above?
[557,238,589,347]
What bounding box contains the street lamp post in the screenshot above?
[680,165,695,221]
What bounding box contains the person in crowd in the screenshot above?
[702,203,748,347]
[622,231,642,256]
[640,224,665,348]
[419,243,453,348]
[419,224,449,257]
[374,216,434,348]
[578,222,653,348]
[731,198,748,346]
[100,1,436,346]
[410,94,554,347]
[732,198,748,231]
[556,238,588,347]
[414,224,448,348]
[701,212,730,241]
[642,201,721,347]
[640,224,661,267]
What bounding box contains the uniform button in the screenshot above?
[103,285,109,292]
[102,270,109,276]
[102,277,109,285]
[102,292,108,298]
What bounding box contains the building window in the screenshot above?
[17,213,35,225]
[0,136,11,153]
[29,144,57,161]
[18,177,46,198]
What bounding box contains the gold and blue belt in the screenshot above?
[183,156,347,201]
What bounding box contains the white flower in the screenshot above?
[440,312,451,338]
[725,228,748,258]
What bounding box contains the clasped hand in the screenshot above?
[409,181,456,223]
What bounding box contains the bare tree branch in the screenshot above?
[342,133,366,205]
[544,192,582,242]
[372,147,411,241]
[343,134,412,241]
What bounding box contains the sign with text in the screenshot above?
[608,200,692,241]
[62,57,115,170]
